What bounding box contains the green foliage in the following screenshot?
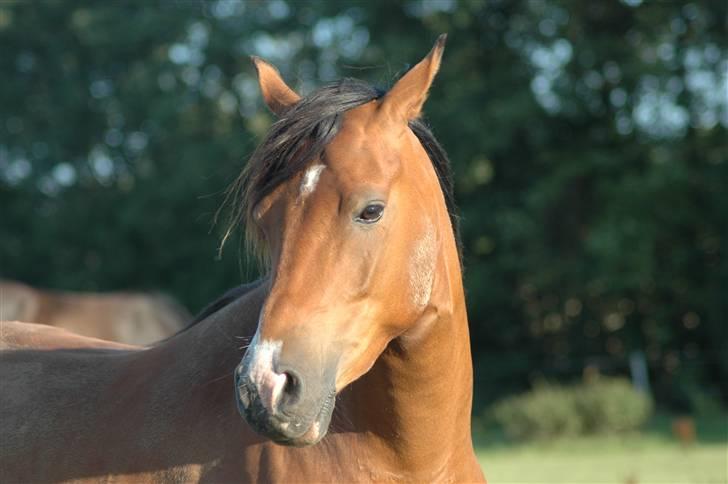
[492,384,582,440]
[492,378,653,441]
[575,378,653,434]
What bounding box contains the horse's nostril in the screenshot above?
[281,371,302,405]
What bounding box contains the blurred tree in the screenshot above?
[1,0,726,408]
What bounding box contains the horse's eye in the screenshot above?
[356,203,385,224]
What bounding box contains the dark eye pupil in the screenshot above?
[359,204,383,222]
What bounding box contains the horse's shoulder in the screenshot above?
[0,320,139,351]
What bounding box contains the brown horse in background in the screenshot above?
[0,36,485,482]
[0,280,190,345]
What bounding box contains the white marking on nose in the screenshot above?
[300,164,325,198]
[247,338,287,412]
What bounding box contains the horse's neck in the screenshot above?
[343,234,476,475]
[143,286,266,410]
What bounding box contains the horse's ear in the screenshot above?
[379,34,447,122]
[251,56,301,116]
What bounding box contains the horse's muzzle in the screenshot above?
[234,344,335,446]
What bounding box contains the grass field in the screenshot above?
[474,415,728,484]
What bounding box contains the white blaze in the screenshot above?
[300,164,326,198]
[246,337,287,412]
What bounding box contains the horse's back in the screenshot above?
[0,320,137,351]
[50,292,189,345]
[1,280,191,345]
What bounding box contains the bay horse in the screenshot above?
[0,280,190,345]
[0,35,485,482]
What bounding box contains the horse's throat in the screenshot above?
[341,277,474,474]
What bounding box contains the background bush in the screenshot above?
[492,377,653,441]
[492,383,582,440]
[575,378,654,434]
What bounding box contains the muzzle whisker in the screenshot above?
[200,370,235,388]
